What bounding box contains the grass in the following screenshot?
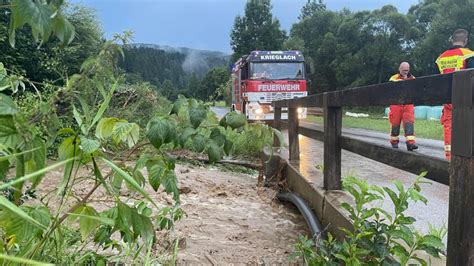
[209,100,227,107]
[304,115,444,141]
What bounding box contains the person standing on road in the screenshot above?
[435,29,474,161]
[388,62,418,151]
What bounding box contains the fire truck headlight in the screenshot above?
[297,108,303,114]
[255,109,263,114]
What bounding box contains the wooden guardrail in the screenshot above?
[271,70,474,265]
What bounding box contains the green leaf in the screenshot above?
[101,158,158,208]
[272,128,286,147]
[0,116,18,148]
[226,111,247,129]
[148,164,165,192]
[391,244,409,262]
[170,97,186,115]
[72,205,100,240]
[178,127,195,147]
[393,180,404,194]
[80,137,100,154]
[146,118,173,149]
[112,121,139,148]
[0,63,9,91]
[57,127,76,137]
[223,139,233,156]
[95,117,118,139]
[210,128,225,147]
[58,135,80,160]
[87,80,118,133]
[9,0,75,45]
[0,253,53,266]
[50,12,75,45]
[0,94,17,115]
[111,173,123,193]
[72,104,86,134]
[383,187,399,209]
[27,137,47,188]
[207,141,222,163]
[0,196,47,230]
[192,134,207,153]
[162,170,179,201]
[420,235,445,249]
[188,106,207,128]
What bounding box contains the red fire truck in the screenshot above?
[231,50,307,120]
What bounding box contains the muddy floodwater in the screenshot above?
[35,161,309,264]
[171,163,309,264]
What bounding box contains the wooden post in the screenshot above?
[288,107,300,161]
[447,70,474,265]
[323,94,342,190]
[273,106,282,147]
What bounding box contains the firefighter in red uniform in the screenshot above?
[388,62,418,151]
[435,29,474,160]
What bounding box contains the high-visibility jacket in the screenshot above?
[435,46,474,160]
[389,73,415,82]
[436,47,474,73]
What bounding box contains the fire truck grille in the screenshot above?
[265,92,306,102]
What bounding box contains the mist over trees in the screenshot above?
[120,45,230,100]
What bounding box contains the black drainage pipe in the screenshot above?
[277,192,324,238]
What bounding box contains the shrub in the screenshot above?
[292,173,445,265]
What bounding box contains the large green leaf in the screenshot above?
[112,121,139,148]
[115,202,155,245]
[188,106,207,128]
[210,128,226,147]
[0,94,18,115]
[178,127,195,147]
[224,139,234,156]
[71,205,100,240]
[169,97,186,115]
[9,0,75,47]
[0,196,48,230]
[146,118,173,149]
[0,116,18,148]
[147,164,166,192]
[58,135,81,160]
[226,112,247,129]
[207,141,222,164]
[95,117,119,140]
[192,134,207,153]
[80,137,100,154]
[162,170,179,201]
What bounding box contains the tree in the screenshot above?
[0,3,102,85]
[230,0,287,61]
[185,72,202,98]
[409,0,474,75]
[159,79,177,100]
[198,67,229,101]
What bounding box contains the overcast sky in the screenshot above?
[70,0,419,53]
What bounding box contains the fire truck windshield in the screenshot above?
[250,62,304,80]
